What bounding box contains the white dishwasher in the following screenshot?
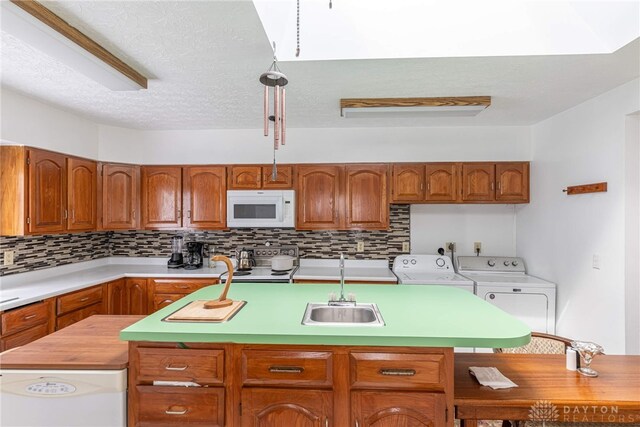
[0,368,127,427]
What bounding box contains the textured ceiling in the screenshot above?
[1,1,639,130]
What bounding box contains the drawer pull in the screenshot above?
[165,407,188,415]
[165,365,189,371]
[79,297,90,302]
[23,314,37,320]
[268,366,304,374]
[378,368,416,376]
[176,285,189,289]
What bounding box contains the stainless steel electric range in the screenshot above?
[220,245,299,283]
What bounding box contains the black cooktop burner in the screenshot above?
[234,270,252,276]
[271,270,290,276]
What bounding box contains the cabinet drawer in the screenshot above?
[0,323,48,351]
[57,285,103,315]
[137,347,224,384]
[350,352,446,390]
[1,301,49,335]
[137,386,224,426]
[56,302,103,330]
[242,349,333,387]
[151,279,214,294]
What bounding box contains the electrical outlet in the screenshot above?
[445,242,456,251]
[3,250,15,266]
[474,242,482,254]
[356,241,365,252]
[402,242,410,252]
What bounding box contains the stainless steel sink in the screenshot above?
[301,303,385,327]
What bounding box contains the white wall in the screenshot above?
[411,205,517,256]
[97,125,531,164]
[625,113,640,354]
[0,88,99,158]
[516,78,640,355]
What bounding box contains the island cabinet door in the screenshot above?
[351,391,447,427]
[241,388,332,427]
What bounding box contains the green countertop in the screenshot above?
[120,283,531,348]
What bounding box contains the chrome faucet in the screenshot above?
[329,253,355,305]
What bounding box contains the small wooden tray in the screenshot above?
[165,300,246,322]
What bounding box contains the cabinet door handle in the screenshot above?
[23,314,37,320]
[64,209,68,219]
[132,209,136,219]
[325,417,329,427]
[187,210,191,219]
[378,368,416,376]
[491,182,495,191]
[355,421,360,427]
[177,209,181,219]
[165,407,188,415]
[165,364,188,371]
[79,297,89,302]
[268,366,304,374]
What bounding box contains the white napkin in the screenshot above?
[468,366,518,389]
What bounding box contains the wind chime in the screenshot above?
[260,43,288,181]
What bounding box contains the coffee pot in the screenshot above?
[184,242,204,270]
[237,248,255,271]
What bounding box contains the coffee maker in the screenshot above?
[184,242,204,270]
[167,235,184,268]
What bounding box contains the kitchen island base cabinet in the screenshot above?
[241,388,333,427]
[128,343,453,427]
[352,391,447,427]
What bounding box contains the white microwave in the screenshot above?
[226,190,295,228]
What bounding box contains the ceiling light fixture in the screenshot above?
[340,96,491,118]
[1,0,147,91]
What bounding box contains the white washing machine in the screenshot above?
[458,256,557,337]
[392,255,475,293]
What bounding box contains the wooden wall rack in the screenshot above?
[563,182,607,195]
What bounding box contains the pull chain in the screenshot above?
[296,0,300,57]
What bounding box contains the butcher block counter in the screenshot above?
[0,315,142,369]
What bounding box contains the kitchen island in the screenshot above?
[121,282,530,427]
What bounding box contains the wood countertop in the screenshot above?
[0,315,143,370]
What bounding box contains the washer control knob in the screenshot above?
[403,259,408,265]
[488,259,496,267]
[410,259,417,265]
[512,260,519,267]
[436,258,446,267]
[504,260,510,266]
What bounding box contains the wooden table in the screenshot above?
[455,353,640,425]
[0,315,143,369]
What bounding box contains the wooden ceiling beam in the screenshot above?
[10,0,147,89]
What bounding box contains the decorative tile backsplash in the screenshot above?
[0,205,409,276]
[0,232,111,276]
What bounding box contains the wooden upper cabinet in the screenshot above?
[141,166,182,229]
[101,164,139,230]
[262,165,293,189]
[425,163,458,202]
[229,165,293,189]
[229,166,262,189]
[391,164,424,202]
[67,157,97,231]
[183,166,226,229]
[27,148,67,234]
[345,164,389,230]
[296,165,343,230]
[461,163,495,202]
[496,162,529,203]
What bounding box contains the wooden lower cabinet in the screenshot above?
[106,279,127,315]
[128,343,453,427]
[148,278,219,313]
[55,285,105,330]
[242,388,333,427]
[56,302,103,330]
[126,278,149,315]
[137,386,224,426]
[0,298,54,352]
[352,391,447,426]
